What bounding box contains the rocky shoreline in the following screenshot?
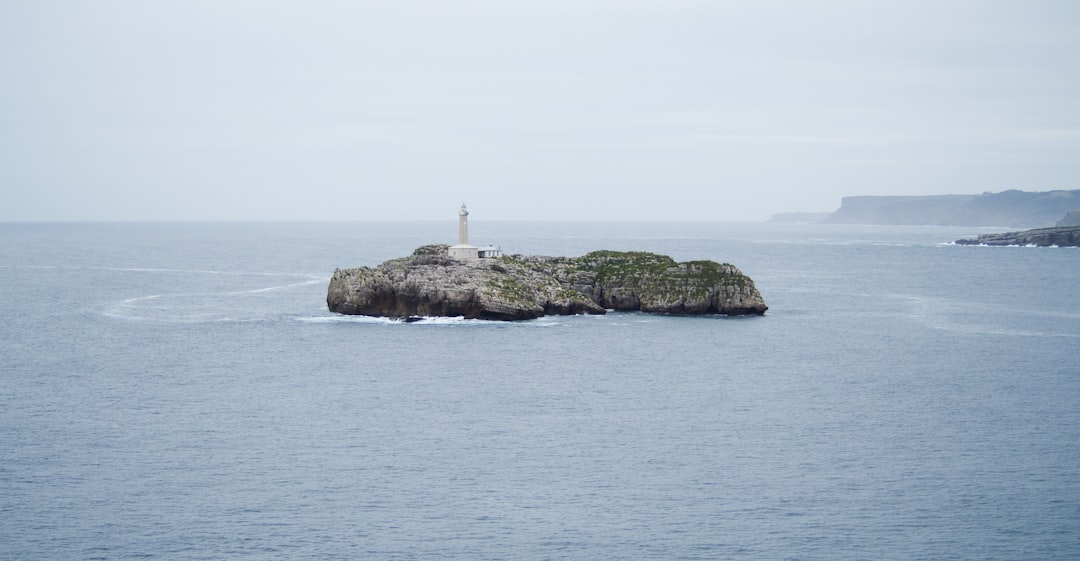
[327,245,768,321]
[954,226,1080,247]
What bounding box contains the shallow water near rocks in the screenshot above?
[2,221,1078,560]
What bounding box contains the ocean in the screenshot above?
[1,221,1078,560]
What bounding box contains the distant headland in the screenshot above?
[773,189,1080,228]
[327,205,767,321]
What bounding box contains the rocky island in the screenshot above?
[954,225,1080,247]
[327,244,768,321]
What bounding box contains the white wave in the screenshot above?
[297,315,401,324]
[99,270,324,323]
[295,314,581,327]
[405,315,469,324]
[101,308,245,324]
[122,294,164,304]
[295,314,480,325]
[948,242,1078,249]
[101,294,164,319]
[232,278,323,295]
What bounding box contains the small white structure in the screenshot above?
[448,203,502,259]
[477,245,502,258]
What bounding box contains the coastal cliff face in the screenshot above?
[327,245,768,321]
[1059,211,1080,227]
[954,225,1080,247]
[824,189,1080,227]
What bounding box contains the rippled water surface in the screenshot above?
[2,221,1078,560]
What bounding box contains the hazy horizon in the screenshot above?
[2,1,1078,222]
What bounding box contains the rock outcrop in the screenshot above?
[327,245,768,321]
[954,226,1080,247]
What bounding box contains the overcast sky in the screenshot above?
[2,1,1078,221]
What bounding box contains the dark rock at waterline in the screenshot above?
[955,226,1080,247]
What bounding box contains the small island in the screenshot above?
[327,205,767,321]
[327,246,767,321]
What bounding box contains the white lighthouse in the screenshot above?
[448,203,479,259]
[458,203,469,245]
[447,203,501,259]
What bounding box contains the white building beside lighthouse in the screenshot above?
[448,203,502,259]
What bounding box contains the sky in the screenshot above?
[1,0,1078,222]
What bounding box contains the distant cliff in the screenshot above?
[954,226,1080,247]
[327,245,768,321]
[1058,210,1080,227]
[824,189,1080,227]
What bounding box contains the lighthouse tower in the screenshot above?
[458,203,469,245]
[448,203,479,259]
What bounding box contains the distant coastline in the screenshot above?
[768,212,832,223]
[773,189,1080,228]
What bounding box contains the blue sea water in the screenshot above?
[1,221,1078,560]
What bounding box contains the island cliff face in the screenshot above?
[327,245,768,321]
